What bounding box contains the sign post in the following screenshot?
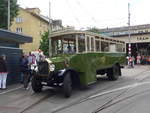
[128,3,133,68]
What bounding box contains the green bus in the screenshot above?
[31,29,125,98]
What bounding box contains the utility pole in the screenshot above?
[128,3,132,67]
[49,1,52,57]
[8,0,10,30]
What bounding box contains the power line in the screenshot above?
[74,0,128,28]
[65,0,81,28]
[74,0,97,25]
[64,0,141,29]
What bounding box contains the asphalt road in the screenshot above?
[0,65,150,113]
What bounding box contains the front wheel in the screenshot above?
[63,72,72,98]
[31,76,42,93]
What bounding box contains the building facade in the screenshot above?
[10,7,62,53]
[98,24,150,57]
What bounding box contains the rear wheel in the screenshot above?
[63,72,72,98]
[31,76,42,93]
[107,65,120,80]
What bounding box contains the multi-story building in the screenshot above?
[10,7,62,53]
[98,24,150,57]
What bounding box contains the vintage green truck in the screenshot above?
[31,29,126,98]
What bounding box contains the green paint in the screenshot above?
[51,52,125,86]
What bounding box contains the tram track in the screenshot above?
[90,69,150,113]
[11,66,150,113]
[19,91,55,113]
[18,80,123,113]
[92,87,150,113]
[51,68,150,113]
[16,76,125,113]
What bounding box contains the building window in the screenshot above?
[16,17,23,23]
[16,27,22,33]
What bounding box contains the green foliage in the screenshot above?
[0,0,19,29]
[39,31,49,56]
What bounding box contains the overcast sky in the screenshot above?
[17,0,149,29]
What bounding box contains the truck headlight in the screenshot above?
[31,65,38,72]
[50,64,55,71]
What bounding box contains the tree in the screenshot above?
[0,0,19,29]
[39,31,49,56]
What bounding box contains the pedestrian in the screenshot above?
[0,55,8,90]
[131,56,135,68]
[20,54,25,83]
[141,55,145,65]
[25,52,37,89]
[20,54,29,89]
[136,54,141,65]
[126,56,129,65]
[28,52,33,67]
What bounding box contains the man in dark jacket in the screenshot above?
[0,55,8,89]
[20,55,30,89]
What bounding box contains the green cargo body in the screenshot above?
[51,52,125,87]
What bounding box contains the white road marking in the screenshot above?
[89,81,150,99]
[0,86,23,95]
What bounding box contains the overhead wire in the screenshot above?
[75,0,97,26]
[74,0,128,28]
[64,0,81,28]
[64,0,142,29]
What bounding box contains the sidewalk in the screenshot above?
[0,83,23,94]
[0,82,51,113]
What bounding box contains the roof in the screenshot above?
[26,8,40,10]
[50,29,125,44]
[112,32,150,37]
[31,13,49,24]
[20,7,62,27]
[39,15,49,22]
[0,29,32,44]
[32,14,62,26]
[19,7,49,24]
[99,24,150,32]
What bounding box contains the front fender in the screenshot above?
[58,69,66,77]
[52,69,68,83]
[53,68,80,88]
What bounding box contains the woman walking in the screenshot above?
[0,55,8,90]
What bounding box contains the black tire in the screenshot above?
[31,76,42,93]
[107,65,120,80]
[63,72,72,98]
